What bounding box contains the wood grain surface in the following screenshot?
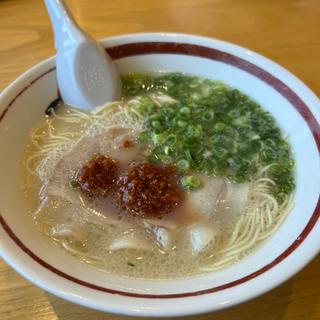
[0,0,319,319]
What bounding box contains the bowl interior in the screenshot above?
[0,34,319,316]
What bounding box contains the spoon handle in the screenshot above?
[44,0,85,49]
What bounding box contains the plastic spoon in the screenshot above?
[44,0,120,110]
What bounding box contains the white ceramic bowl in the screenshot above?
[0,33,319,317]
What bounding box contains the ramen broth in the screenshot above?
[23,73,294,279]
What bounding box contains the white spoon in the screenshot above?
[44,0,120,110]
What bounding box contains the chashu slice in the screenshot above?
[187,222,218,254]
[38,127,141,203]
[188,176,227,218]
[143,220,173,251]
[108,231,153,251]
[218,182,249,224]
[188,175,249,222]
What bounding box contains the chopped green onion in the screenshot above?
[69,180,79,188]
[166,134,176,146]
[151,120,161,128]
[203,150,212,158]
[177,159,190,171]
[137,131,150,143]
[151,133,165,145]
[127,262,135,267]
[149,114,160,120]
[163,156,173,163]
[121,72,295,201]
[203,111,214,121]
[177,120,187,127]
[180,107,191,115]
[164,146,172,155]
[181,175,201,190]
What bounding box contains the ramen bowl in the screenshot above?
[0,33,319,317]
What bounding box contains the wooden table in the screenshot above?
[0,0,319,319]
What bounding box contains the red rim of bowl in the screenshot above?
[0,41,319,299]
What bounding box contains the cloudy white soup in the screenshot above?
[23,73,295,279]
